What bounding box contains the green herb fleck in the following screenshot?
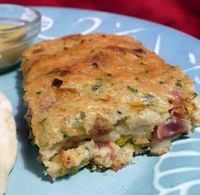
[78,125,86,132]
[91,78,103,91]
[80,111,86,119]
[39,118,47,125]
[192,92,198,98]
[70,168,80,176]
[92,84,101,91]
[143,94,155,104]
[74,120,86,132]
[127,86,138,94]
[175,80,183,88]
[72,112,86,132]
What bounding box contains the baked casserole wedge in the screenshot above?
[21,34,200,178]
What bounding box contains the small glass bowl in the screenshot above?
[0,4,41,72]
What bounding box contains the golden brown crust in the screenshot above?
[22,34,193,98]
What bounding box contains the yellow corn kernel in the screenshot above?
[186,103,195,112]
[116,135,131,147]
[130,102,145,111]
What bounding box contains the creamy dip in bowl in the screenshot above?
[0,4,41,72]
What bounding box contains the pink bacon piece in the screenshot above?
[156,117,191,140]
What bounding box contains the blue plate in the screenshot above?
[1,7,200,195]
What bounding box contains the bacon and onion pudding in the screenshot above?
[21,34,200,178]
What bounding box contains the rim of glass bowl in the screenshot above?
[0,4,41,33]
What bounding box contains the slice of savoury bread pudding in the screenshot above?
[21,34,200,179]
